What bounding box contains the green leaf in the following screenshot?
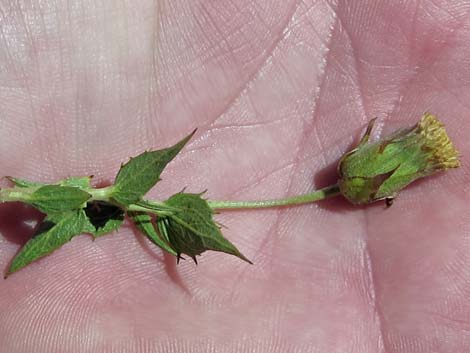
[128,211,177,256]
[83,201,124,237]
[28,185,91,213]
[6,176,42,188]
[163,192,252,264]
[111,130,195,206]
[7,210,89,275]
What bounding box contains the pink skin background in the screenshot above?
[0,0,469,352]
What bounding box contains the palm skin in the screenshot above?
[0,0,469,352]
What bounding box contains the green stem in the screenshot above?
[0,187,35,203]
[0,182,341,214]
[127,199,175,216]
[207,184,341,210]
[88,186,114,201]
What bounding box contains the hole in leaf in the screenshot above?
[84,201,124,231]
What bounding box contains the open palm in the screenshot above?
[0,1,469,352]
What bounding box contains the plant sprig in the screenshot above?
[0,113,460,277]
[1,130,256,276]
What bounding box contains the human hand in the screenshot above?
[0,1,469,352]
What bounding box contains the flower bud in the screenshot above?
[338,113,460,205]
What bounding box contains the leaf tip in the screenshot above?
[6,263,19,277]
[224,244,253,264]
[198,189,208,197]
[181,129,197,145]
[238,253,253,265]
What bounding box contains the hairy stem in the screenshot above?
[0,187,35,203]
[88,186,114,201]
[206,184,341,210]
[0,183,342,214]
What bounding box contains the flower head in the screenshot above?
[418,113,460,170]
[338,113,460,205]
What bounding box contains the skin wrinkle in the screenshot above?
[390,5,470,122]
[298,12,385,352]
[223,160,296,198]
[16,2,38,68]
[0,6,20,83]
[409,0,422,61]
[223,1,339,320]
[362,212,388,353]
[0,5,39,161]
[307,11,338,167]
[116,0,131,138]
[336,3,406,123]
[312,3,456,352]
[197,131,342,204]
[227,208,282,297]
[291,0,335,44]
[155,2,193,87]
[425,0,463,26]
[189,0,301,132]
[220,20,339,293]
[335,14,369,124]
[338,7,458,348]
[311,123,330,168]
[196,3,240,64]
[209,116,290,132]
[145,0,162,143]
[335,4,409,348]
[427,69,470,112]
[156,0,312,182]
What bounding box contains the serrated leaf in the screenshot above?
[83,201,124,237]
[6,176,43,188]
[7,210,88,275]
[57,176,92,189]
[111,130,195,206]
[128,211,177,256]
[29,185,91,213]
[164,192,252,264]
